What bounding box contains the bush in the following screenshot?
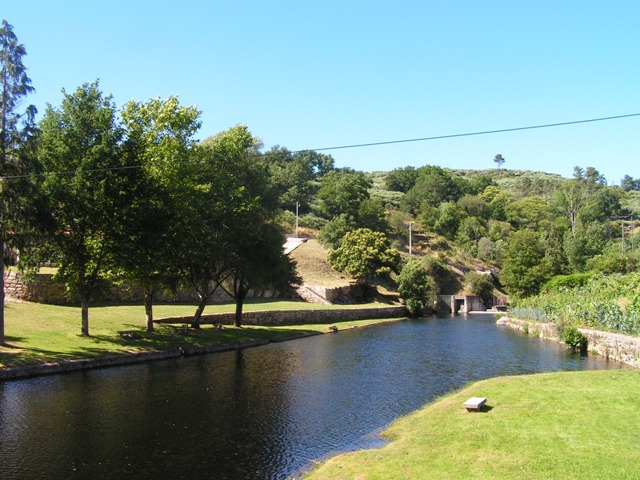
[542,272,595,293]
[397,259,437,317]
[561,326,588,353]
[465,271,495,307]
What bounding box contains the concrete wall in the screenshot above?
[437,295,487,313]
[498,317,640,368]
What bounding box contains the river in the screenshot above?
[0,315,626,479]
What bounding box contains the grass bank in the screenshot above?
[1,299,397,369]
[304,369,640,479]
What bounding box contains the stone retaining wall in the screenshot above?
[498,317,640,368]
[156,305,407,326]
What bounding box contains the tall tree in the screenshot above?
[180,125,266,328]
[117,96,202,331]
[37,81,126,336]
[222,222,300,327]
[0,20,37,344]
[493,154,505,169]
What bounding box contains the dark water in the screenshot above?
[0,315,626,479]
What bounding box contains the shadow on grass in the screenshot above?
[1,324,322,370]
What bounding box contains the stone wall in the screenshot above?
[155,305,407,326]
[498,317,640,368]
[2,271,263,305]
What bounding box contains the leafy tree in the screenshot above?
[487,219,512,241]
[318,213,356,249]
[0,19,37,344]
[222,222,300,327]
[434,202,466,239]
[180,125,266,327]
[564,220,612,272]
[621,175,640,192]
[505,196,552,230]
[266,146,314,211]
[493,154,505,169]
[467,175,497,195]
[500,229,550,298]
[458,195,491,219]
[385,166,418,193]
[36,81,127,336]
[480,186,513,221]
[327,228,400,287]
[401,166,461,212]
[464,271,494,306]
[397,259,437,317]
[316,169,371,218]
[553,180,586,234]
[357,197,389,232]
[456,217,487,254]
[117,96,202,331]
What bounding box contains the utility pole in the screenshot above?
[409,222,413,255]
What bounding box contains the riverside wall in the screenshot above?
[497,317,640,368]
[155,305,408,326]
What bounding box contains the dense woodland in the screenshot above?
[3,20,640,343]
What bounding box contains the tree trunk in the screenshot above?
[191,295,208,329]
[144,290,154,332]
[80,294,90,336]
[0,243,5,345]
[234,291,247,327]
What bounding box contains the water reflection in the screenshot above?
[0,315,627,479]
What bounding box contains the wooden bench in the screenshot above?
[463,397,487,411]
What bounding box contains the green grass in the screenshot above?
[304,369,640,479]
[0,300,396,368]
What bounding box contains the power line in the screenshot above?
[2,112,639,180]
[304,112,640,153]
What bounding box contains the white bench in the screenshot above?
[464,397,487,411]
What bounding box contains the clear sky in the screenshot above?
[3,0,639,184]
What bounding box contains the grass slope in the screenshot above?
[304,369,640,479]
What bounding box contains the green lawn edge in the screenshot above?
[303,369,640,479]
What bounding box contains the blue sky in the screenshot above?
[3,1,639,184]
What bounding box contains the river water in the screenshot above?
[0,315,626,479]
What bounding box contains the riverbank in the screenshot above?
[0,300,406,381]
[497,316,640,367]
[303,368,640,479]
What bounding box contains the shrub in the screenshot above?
[465,271,495,307]
[397,259,437,317]
[561,326,588,353]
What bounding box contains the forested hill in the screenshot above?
[288,163,640,304]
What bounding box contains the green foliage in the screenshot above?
[401,165,462,212]
[317,169,371,218]
[542,272,595,293]
[36,80,127,335]
[464,271,494,306]
[327,228,400,285]
[500,229,550,298]
[385,166,418,193]
[512,272,640,336]
[560,326,588,352]
[318,214,356,249]
[397,259,437,317]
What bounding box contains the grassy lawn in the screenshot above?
[0,299,396,368]
[304,369,640,479]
